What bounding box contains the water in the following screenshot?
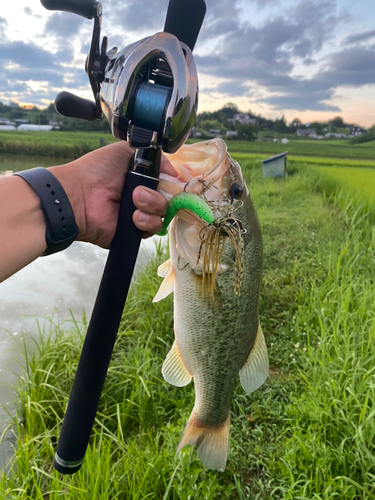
[0,237,161,467]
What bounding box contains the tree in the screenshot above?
[274,116,288,133]
[236,124,256,141]
[291,118,302,127]
[331,116,344,129]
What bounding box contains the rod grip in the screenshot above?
[53,170,159,474]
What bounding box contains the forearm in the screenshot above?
[0,175,47,282]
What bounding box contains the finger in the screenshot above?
[160,155,178,177]
[132,186,168,217]
[132,210,163,235]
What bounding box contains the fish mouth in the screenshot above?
[161,139,246,298]
[158,138,230,202]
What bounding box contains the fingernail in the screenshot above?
[139,189,152,204]
[138,212,151,223]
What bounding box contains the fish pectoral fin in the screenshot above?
[153,262,175,303]
[239,323,269,394]
[162,341,192,387]
[157,258,172,278]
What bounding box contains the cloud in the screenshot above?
[43,11,85,39]
[344,29,375,45]
[0,0,374,116]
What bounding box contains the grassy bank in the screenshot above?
[1,161,374,498]
[226,139,375,160]
[0,131,116,159]
[1,130,375,162]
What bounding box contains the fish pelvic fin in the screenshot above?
[162,341,192,387]
[239,323,269,394]
[176,412,230,472]
[153,259,175,303]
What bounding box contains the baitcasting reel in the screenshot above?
[42,0,203,157]
[40,0,206,475]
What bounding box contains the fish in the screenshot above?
[153,138,268,471]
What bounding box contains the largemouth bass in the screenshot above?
[154,139,268,471]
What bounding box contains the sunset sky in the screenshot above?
[1,0,374,126]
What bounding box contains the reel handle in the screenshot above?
[40,0,99,19]
[164,0,206,51]
[55,92,99,121]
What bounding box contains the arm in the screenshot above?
[0,141,175,283]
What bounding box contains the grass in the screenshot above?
[0,131,116,159]
[1,159,374,498]
[1,129,375,162]
[316,166,375,217]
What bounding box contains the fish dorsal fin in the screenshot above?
[239,323,269,394]
[153,261,175,303]
[162,341,192,387]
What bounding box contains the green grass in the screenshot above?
[316,166,375,215]
[1,129,375,161]
[1,160,374,498]
[0,131,116,158]
[225,139,375,160]
[231,153,375,169]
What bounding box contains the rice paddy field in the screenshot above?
[0,135,374,498]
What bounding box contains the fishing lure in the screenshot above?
[158,192,215,236]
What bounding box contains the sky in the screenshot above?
[0,0,374,127]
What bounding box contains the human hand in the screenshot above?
[49,141,177,248]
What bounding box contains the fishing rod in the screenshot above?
[40,0,206,475]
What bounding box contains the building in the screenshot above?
[209,129,222,138]
[350,126,366,136]
[226,131,238,138]
[0,125,16,130]
[325,133,346,138]
[228,113,256,126]
[18,124,54,131]
[262,152,288,178]
[297,129,316,137]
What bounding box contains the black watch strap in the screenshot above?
[14,167,79,256]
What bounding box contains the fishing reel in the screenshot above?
[41,0,202,156]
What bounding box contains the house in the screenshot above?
[15,119,30,128]
[226,131,238,138]
[350,126,366,136]
[228,114,256,126]
[209,129,222,138]
[262,152,288,178]
[297,129,316,137]
[325,133,346,138]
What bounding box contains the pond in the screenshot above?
[0,155,163,467]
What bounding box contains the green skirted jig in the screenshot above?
[158,192,215,236]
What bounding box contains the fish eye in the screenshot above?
[230,183,243,204]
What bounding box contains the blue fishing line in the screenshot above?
[132,82,171,132]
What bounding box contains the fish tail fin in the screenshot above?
[176,411,230,471]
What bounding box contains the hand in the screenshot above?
[50,141,177,248]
